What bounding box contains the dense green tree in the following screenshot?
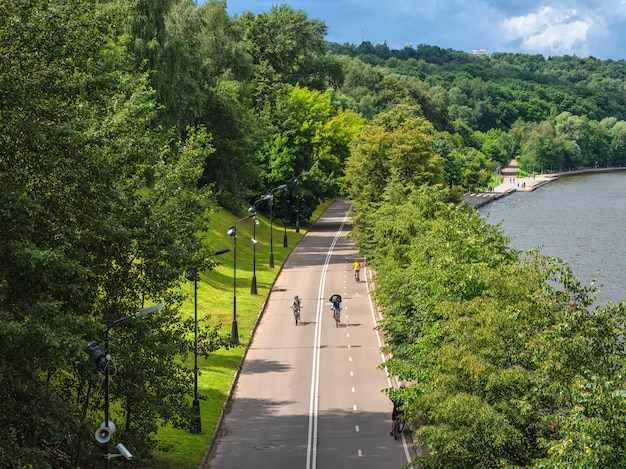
[455,147,492,190]
[0,1,219,466]
[518,120,565,173]
[610,120,626,164]
[481,128,517,169]
[263,85,363,222]
[235,4,343,104]
[433,132,463,188]
[198,78,262,209]
[553,111,589,167]
[343,104,444,208]
[128,0,258,209]
[354,184,626,468]
[127,0,177,120]
[587,119,612,167]
[375,74,446,130]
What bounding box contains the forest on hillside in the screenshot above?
[2,1,626,467]
[329,41,626,189]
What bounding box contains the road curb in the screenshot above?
[200,199,339,469]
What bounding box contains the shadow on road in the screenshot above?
[241,358,293,374]
[206,397,412,469]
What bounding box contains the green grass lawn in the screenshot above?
[148,201,332,468]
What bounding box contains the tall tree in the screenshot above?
[263,85,363,222]
[0,1,217,465]
[351,181,626,469]
[344,104,445,209]
[235,4,344,106]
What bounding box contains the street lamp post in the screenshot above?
[250,214,259,295]
[292,172,310,234]
[295,196,300,233]
[294,176,302,233]
[268,184,287,268]
[283,191,288,248]
[249,195,271,295]
[227,214,255,345]
[184,269,201,433]
[85,304,164,469]
[184,251,229,434]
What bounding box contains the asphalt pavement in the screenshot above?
[204,199,413,469]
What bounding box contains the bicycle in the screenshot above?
[291,296,302,325]
[392,417,406,440]
[329,294,342,327]
[353,259,361,282]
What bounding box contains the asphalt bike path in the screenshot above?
[205,199,412,469]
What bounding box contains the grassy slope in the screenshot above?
[151,201,332,468]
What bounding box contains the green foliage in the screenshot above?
[236,5,342,93]
[331,43,626,178]
[199,78,262,209]
[343,104,445,208]
[128,0,259,209]
[0,1,224,466]
[262,85,363,222]
[481,128,518,169]
[351,180,626,468]
[6,0,626,465]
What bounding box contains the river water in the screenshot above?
[480,171,626,306]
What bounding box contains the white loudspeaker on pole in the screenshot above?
[95,421,116,444]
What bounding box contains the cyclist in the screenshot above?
[291,295,302,325]
[353,258,361,281]
[329,294,342,311]
[389,383,405,436]
[331,298,341,325]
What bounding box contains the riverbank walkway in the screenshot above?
[462,158,556,207]
[462,159,626,208]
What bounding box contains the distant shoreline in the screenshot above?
[463,165,626,209]
[548,165,626,178]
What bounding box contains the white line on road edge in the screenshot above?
[306,209,349,469]
[365,268,414,467]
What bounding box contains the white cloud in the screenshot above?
[221,0,626,59]
[523,20,590,55]
[501,6,592,55]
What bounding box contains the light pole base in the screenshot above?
[269,253,274,268]
[190,399,202,434]
[250,276,258,295]
[283,230,288,248]
[231,319,239,345]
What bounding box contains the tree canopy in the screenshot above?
[4,0,626,466]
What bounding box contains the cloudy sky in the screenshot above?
[222,0,626,60]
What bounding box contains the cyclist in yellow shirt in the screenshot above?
[353,259,361,282]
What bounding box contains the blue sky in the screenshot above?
[221,1,626,60]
